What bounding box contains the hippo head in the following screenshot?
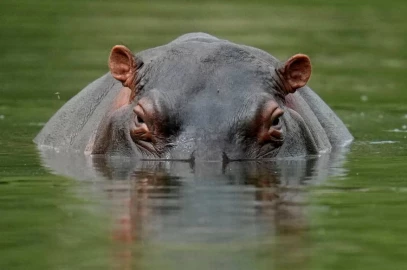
[90,40,314,161]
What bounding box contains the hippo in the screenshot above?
[34,33,353,161]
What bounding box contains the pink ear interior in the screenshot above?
[283,54,312,93]
[109,45,135,84]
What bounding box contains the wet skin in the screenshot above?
[34,33,353,161]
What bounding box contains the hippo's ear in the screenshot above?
[278,54,312,94]
[109,45,138,89]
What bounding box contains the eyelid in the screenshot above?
[133,104,146,117]
[271,108,284,122]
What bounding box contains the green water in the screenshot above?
[1,1,407,269]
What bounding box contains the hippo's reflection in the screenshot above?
[37,148,349,269]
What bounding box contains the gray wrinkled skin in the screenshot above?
[34,33,353,161]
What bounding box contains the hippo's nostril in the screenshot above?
[189,146,228,162]
[222,152,229,163]
[190,150,196,162]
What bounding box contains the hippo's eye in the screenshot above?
[271,109,283,130]
[131,105,153,142]
[136,115,145,125]
[257,102,284,145]
[133,105,148,127]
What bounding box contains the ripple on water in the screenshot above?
[369,141,399,144]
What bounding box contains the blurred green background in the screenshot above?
[1,1,407,270]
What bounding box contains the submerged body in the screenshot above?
[35,33,352,161]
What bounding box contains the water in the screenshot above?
[1,0,407,269]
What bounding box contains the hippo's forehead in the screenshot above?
[136,43,279,127]
[138,42,274,94]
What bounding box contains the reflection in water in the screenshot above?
[37,148,349,269]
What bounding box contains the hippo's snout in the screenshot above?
[168,130,230,162]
